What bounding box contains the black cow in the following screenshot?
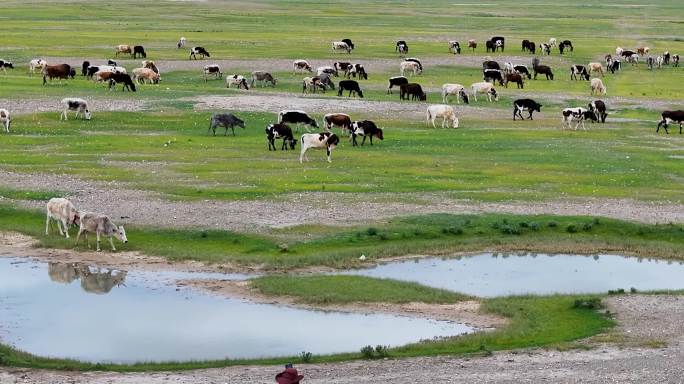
[656,110,684,134]
[396,40,408,53]
[133,45,146,59]
[351,120,384,146]
[387,76,408,94]
[570,65,590,81]
[81,61,90,77]
[608,59,621,74]
[490,36,505,52]
[86,66,100,79]
[353,64,368,80]
[107,59,118,66]
[559,40,573,54]
[521,40,536,54]
[514,65,531,80]
[341,39,355,50]
[589,100,607,123]
[513,99,542,120]
[483,69,504,86]
[533,65,554,80]
[449,41,461,54]
[278,110,319,131]
[485,40,495,53]
[404,58,423,72]
[266,123,296,150]
[338,80,364,97]
[482,60,501,70]
[208,113,245,136]
[108,73,137,92]
[399,83,426,101]
[620,50,636,58]
[190,47,210,60]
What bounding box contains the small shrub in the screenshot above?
[582,223,593,232]
[502,218,509,225]
[200,231,208,238]
[608,288,626,295]
[528,222,540,231]
[378,233,389,241]
[375,345,390,358]
[360,345,375,359]
[547,221,558,228]
[573,297,603,310]
[519,221,529,228]
[278,243,289,253]
[491,222,500,230]
[366,227,378,236]
[442,226,463,235]
[500,224,522,235]
[479,344,493,356]
[592,218,601,225]
[630,287,638,293]
[300,351,312,363]
[566,224,578,233]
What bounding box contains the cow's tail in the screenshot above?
[426,109,432,126]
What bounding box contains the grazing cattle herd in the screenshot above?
[0,34,678,252]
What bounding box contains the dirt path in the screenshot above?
[2,170,683,236]
[0,97,145,115]
[2,294,681,383]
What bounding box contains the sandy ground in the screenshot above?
[2,294,681,384]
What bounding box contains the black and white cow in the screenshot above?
[265,123,296,150]
[404,58,423,72]
[514,65,531,79]
[337,80,364,97]
[350,120,384,146]
[396,40,409,54]
[189,47,210,60]
[570,65,590,81]
[562,107,597,130]
[483,69,505,86]
[448,40,461,54]
[387,76,408,94]
[346,63,368,80]
[607,59,621,74]
[341,39,355,50]
[488,36,505,52]
[588,100,607,123]
[300,132,340,163]
[204,65,222,81]
[0,60,14,72]
[539,43,551,55]
[513,99,542,120]
[278,110,319,132]
[559,40,573,54]
[656,110,684,134]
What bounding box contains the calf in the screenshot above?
[448,40,461,54]
[278,110,319,132]
[61,98,92,120]
[533,65,554,80]
[189,47,210,60]
[204,65,222,81]
[636,46,650,56]
[108,73,137,92]
[562,107,596,130]
[76,213,128,252]
[226,74,249,90]
[400,60,421,76]
[504,72,524,88]
[426,105,459,128]
[324,113,352,133]
[132,67,160,84]
[177,37,186,49]
[521,40,536,54]
[514,65,531,79]
[45,198,80,238]
[250,71,277,87]
[470,82,498,102]
[549,38,557,47]
[337,80,364,97]
[590,78,606,95]
[133,45,146,59]
[400,83,426,101]
[656,110,684,134]
[467,39,477,52]
[647,56,655,70]
[81,61,90,77]
[293,60,313,74]
[570,65,590,81]
[29,58,47,75]
[0,109,10,132]
[483,69,504,86]
[208,113,245,136]
[396,40,408,55]
[300,132,340,163]
[588,100,607,123]
[513,99,542,120]
[302,76,327,94]
[350,120,384,145]
[266,123,296,151]
[441,83,469,104]
[387,76,408,94]
[587,62,604,77]
[539,43,551,55]
[673,54,680,67]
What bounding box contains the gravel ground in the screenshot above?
[1,295,681,384]
[0,97,145,115]
[2,170,683,233]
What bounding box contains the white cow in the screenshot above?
[426,105,459,128]
[29,58,47,75]
[590,78,606,95]
[400,61,421,76]
[300,132,340,163]
[45,198,80,238]
[76,213,128,252]
[441,83,468,104]
[0,108,10,132]
[61,98,92,120]
[331,41,352,53]
[293,60,313,74]
[470,82,499,102]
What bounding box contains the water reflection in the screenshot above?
[48,262,127,294]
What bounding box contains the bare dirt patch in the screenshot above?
[0,97,145,116]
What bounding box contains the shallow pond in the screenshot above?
[347,253,684,297]
[0,257,470,363]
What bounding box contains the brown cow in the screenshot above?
[42,64,74,85]
[323,113,352,134]
[504,72,524,89]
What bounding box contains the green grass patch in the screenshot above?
[0,187,64,201]
[251,275,470,304]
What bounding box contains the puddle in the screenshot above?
[346,253,684,297]
[0,258,470,363]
